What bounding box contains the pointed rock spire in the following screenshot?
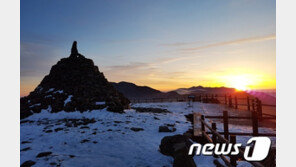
[69,41,84,58]
[71,41,79,55]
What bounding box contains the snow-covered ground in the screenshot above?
[21,102,275,167]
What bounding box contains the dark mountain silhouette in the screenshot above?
[110,81,275,106]
[111,81,180,100]
[20,41,130,119]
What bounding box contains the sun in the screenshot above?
[213,70,273,91]
[232,82,248,91]
[225,75,251,91]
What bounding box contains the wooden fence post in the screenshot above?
[247,96,250,111]
[230,135,237,166]
[212,123,218,158]
[225,94,227,105]
[212,123,217,143]
[256,98,263,120]
[252,99,255,111]
[228,95,233,107]
[234,96,238,109]
[201,115,205,132]
[252,109,259,136]
[223,111,229,140]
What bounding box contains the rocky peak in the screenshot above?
[20,41,130,119]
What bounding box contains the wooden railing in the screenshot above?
[193,111,274,167]
[130,94,276,120]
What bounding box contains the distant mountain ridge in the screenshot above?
[111,82,276,105]
[111,82,180,100]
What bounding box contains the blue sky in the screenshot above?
[21,0,276,96]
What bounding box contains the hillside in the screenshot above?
[111,81,180,100]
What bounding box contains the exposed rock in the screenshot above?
[54,128,63,132]
[21,147,31,152]
[20,160,36,167]
[20,120,34,124]
[21,141,31,144]
[49,162,57,166]
[184,114,193,123]
[36,151,52,158]
[154,116,160,120]
[80,126,89,129]
[130,127,144,132]
[45,130,53,133]
[159,135,196,167]
[166,123,175,127]
[213,159,226,167]
[20,41,130,119]
[80,139,90,143]
[132,107,170,113]
[159,126,176,132]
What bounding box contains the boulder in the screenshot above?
[159,135,196,167]
[20,160,36,167]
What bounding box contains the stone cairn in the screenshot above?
[21,41,130,119]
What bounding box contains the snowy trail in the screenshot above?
[21,102,275,167]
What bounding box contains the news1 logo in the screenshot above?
[188,137,271,161]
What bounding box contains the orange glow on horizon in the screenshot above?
[20,70,276,96]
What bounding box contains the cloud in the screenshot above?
[181,34,275,51]
[160,41,200,47]
[104,62,150,71]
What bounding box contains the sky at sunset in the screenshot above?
[21,0,276,96]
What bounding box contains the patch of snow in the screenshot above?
[64,95,73,106]
[46,88,55,93]
[95,101,105,105]
[29,103,41,108]
[21,102,274,167]
[21,103,193,167]
[44,95,52,98]
[54,90,64,94]
[36,86,43,92]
